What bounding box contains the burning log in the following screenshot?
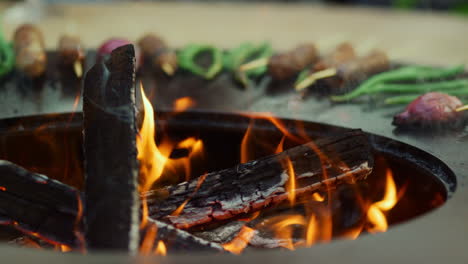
[141,219,224,253]
[82,44,140,252]
[0,160,80,247]
[148,130,373,229]
[0,160,225,252]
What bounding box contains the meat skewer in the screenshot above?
[295,50,390,92]
[294,42,357,91]
[456,105,468,112]
[239,43,319,81]
[13,24,47,78]
[57,35,85,78]
[138,33,177,76]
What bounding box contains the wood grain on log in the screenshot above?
[148,131,373,229]
[0,160,224,252]
[0,160,79,247]
[83,44,140,252]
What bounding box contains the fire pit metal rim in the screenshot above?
[0,110,456,196]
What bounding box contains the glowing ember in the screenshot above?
[222,226,256,254]
[174,97,195,112]
[366,169,398,233]
[312,192,325,202]
[155,241,167,256]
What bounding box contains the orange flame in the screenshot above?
[366,169,398,233]
[174,97,195,112]
[267,215,306,250]
[140,224,158,255]
[275,136,286,154]
[276,135,296,206]
[19,237,42,249]
[73,193,86,253]
[136,85,206,256]
[222,226,256,254]
[155,241,167,256]
[175,138,204,181]
[240,112,304,143]
[285,158,296,206]
[171,173,208,216]
[306,215,317,246]
[240,121,254,163]
[137,84,172,193]
[60,245,72,252]
[312,192,325,202]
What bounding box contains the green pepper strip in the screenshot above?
[373,79,468,94]
[223,42,256,87]
[243,42,273,78]
[330,64,465,102]
[384,87,468,105]
[295,68,311,86]
[0,36,15,77]
[178,44,223,80]
[224,42,273,87]
[223,42,255,72]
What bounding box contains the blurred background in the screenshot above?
[0,0,467,67]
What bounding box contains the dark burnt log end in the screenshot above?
[142,219,225,253]
[147,130,373,229]
[83,44,140,252]
[0,160,79,247]
[0,161,226,252]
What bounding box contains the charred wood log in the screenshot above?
[0,161,225,252]
[148,130,373,229]
[82,44,140,252]
[141,219,224,253]
[193,182,369,248]
[0,160,80,247]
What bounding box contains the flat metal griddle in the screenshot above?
[0,50,466,263]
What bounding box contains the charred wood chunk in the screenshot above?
[148,130,373,229]
[142,219,225,253]
[83,44,140,252]
[0,160,79,247]
[0,161,226,252]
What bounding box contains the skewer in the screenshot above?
[456,105,468,112]
[161,62,175,76]
[238,57,269,72]
[295,68,337,91]
[73,60,83,78]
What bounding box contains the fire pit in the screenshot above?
[0,104,455,252]
[0,28,465,264]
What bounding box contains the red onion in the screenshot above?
[97,38,141,68]
[393,92,466,128]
